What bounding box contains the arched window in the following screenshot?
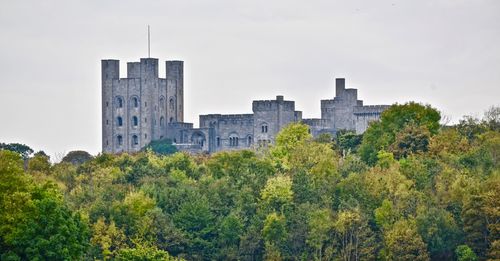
[131,97,139,108]
[169,98,175,111]
[261,123,268,133]
[117,116,123,127]
[216,137,220,147]
[247,136,253,147]
[169,117,174,123]
[117,135,123,146]
[116,97,123,108]
[229,135,239,147]
[132,116,138,127]
[160,97,165,110]
[160,116,164,127]
[132,135,139,146]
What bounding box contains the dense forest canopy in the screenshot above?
[0,103,499,261]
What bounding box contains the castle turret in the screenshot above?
[101,60,120,152]
[166,61,184,123]
[335,78,345,97]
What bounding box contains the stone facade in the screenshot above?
[102,57,389,154]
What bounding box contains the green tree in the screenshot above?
[62,150,93,165]
[261,175,293,213]
[455,245,477,261]
[384,219,430,261]
[0,142,34,159]
[306,208,332,260]
[358,102,440,165]
[144,139,177,155]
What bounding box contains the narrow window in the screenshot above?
[235,137,239,146]
[145,133,147,139]
[132,135,139,145]
[169,98,175,111]
[160,97,165,110]
[216,137,220,147]
[132,116,138,127]
[106,120,109,125]
[117,116,123,126]
[117,97,123,108]
[248,136,252,146]
[117,135,123,146]
[170,117,174,123]
[261,124,268,133]
[145,118,147,123]
[132,97,139,108]
[106,101,109,107]
[144,101,147,107]
[160,116,164,127]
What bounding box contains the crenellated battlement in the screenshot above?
[302,118,329,126]
[253,96,295,111]
[353,105,390,114]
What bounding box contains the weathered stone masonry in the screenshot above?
[102,57,389,154]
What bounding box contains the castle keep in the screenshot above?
[102,57,389,154]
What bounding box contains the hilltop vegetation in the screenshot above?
[0,103,499,260]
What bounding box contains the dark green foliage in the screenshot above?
[0,142,34,159]
[359,102,440,165]
[62,150,93,165]
[144,139,177,155]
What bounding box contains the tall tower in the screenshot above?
[101,60,119,153]
[102,57,184,153]
[166,61,184,123]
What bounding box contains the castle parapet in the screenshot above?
[353,105,390,115]
[253,96,295,111]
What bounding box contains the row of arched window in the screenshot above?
[116,135,139,147]
[218,136,253,147]
[115,116,170,127]
[114,96,176,111]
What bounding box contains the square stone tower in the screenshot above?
[101,58,184,153]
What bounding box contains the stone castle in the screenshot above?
[102,57,389,154]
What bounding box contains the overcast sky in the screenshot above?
[0,0,499,159]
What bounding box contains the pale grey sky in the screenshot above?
[0,0,499,158]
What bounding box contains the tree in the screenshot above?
[389,123,431,159]
[307,208,332,260]
[358,102,440,165]
[455,245,477,261]
[271,123,312,170]
[384,219,430,261]
[260,176,293,213]
[61,150,93,165]
[0,142,34,159]
[333,208,377,261]
[144,139,177,155]
[336,131,363,155]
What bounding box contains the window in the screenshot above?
[117,116,123,126]
[216,137,220,147]
[117,135,123,146]
[160,116,164,127]
[106,101,109,107]
[131,97,139,108]
[160,97,165,110]
[145,118,147,123]
[132,116,138,127]
[132,135,139,146]
[145,133,147,139]
[229,136,239,147]
[144,102,147,107]
[116,97,123,108]
[106,120,109,125]
[261,124,268,133]
[169,98,175,111]
[170,117,174,123]
[247,136,253,147]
